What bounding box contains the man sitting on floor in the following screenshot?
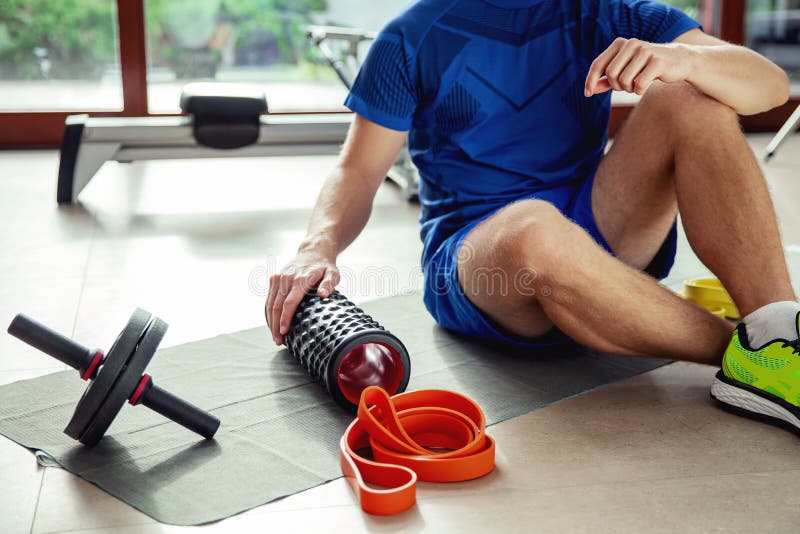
[266,0,800,432]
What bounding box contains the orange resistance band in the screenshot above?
[339,386,496,515]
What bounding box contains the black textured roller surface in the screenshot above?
[283,291,411,410]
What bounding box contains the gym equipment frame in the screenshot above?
[56,25,420,205]
[764,103,800,161]
[308,26,420,202]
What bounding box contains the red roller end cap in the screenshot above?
[337,343,404,405]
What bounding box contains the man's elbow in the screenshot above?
[741,67,790,116]
[769,67,791,110]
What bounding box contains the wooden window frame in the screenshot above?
[1,0,798,147]
[1,1,146,147]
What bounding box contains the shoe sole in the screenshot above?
[710,371,800,435]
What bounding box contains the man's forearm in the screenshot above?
[684,43,790,115]
[585,32,791,115]
[298,164,378,259]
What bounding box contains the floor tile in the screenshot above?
[180,464,800,534]
[0,435,44,534]
[72,156,421,348]
[750,133,800,246]
[1,277,89,371]
[484,362,800,490]
[31,468,157,534]
[42,525,179,534]
[0,151,95,372]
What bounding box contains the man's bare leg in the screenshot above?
[457,82,795,364]
[458,199,731,363]
[593,81,795,315]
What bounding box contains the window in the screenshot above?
[0,0,122,111]
[747,0,800,87]
[144,0,413,114]
[662,0,701,19]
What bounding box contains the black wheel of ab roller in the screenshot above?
[283,291,411,411]
[7,310,221,447]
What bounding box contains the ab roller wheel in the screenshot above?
[7,310,220,447]
[7,291,409,445]
[284,291,411,411]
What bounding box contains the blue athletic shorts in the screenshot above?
[422,173,678,348]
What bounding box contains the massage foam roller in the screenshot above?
[284,291,411,411]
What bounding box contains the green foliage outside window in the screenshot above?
[0,0,328,80]
[661,0,700,19]
[0,0,116,79]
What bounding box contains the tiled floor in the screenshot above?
[1,133,799,533]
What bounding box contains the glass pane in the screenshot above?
[660,0,701,18]
[0,0,122,111]
[747,0,800,86]
[145,0,413,114]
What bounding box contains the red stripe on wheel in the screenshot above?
[129,374,151,405]
[81,351,104,381]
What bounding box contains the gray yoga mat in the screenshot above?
[0,291,671,525]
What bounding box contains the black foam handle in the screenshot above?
[140,384,220,439]
[7,314,95,373]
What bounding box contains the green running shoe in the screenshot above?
[710,312,800,434]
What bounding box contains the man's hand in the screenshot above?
[266,251,340,345]
[585,37,693,97]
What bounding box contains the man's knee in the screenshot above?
[639,81,739,131]
[494,199,575,272]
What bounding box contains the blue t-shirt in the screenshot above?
[345,0,700,265]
